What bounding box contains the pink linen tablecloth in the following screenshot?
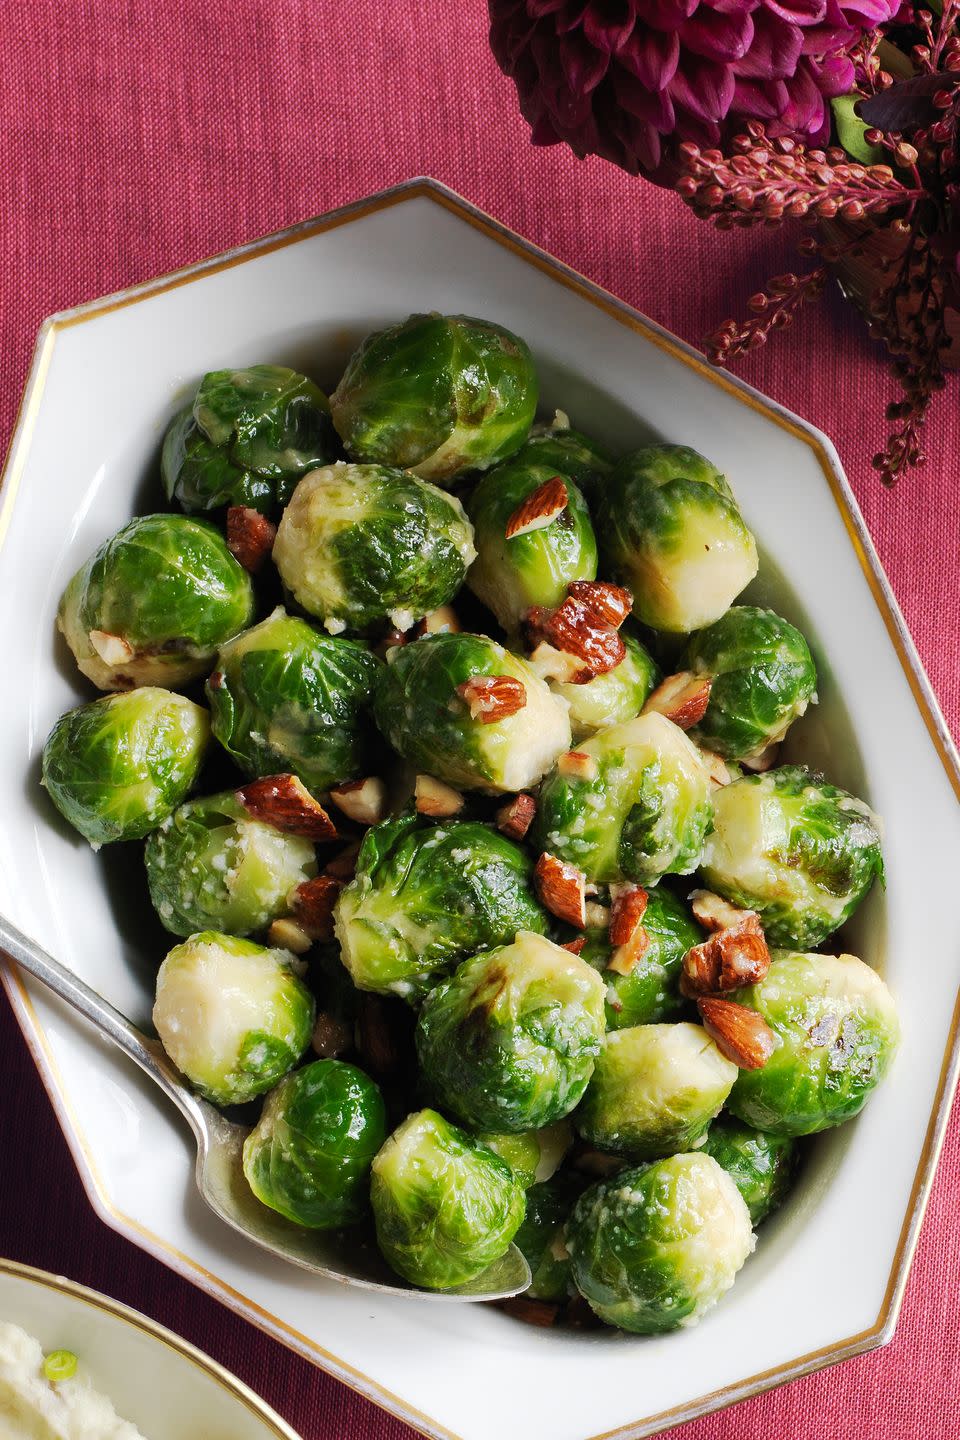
[1,2,958,1437]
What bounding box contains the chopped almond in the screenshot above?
[374,627,408,659]
[311,1011,353,1059]
[290,873,342,940]
[495,793,536,841]
[496,1296,561,1328]
[567,580,633,628]
[356,993,402,1079]
[560,935,587,955]
[236,774,338,840]
[689,889,751,932]
[456,674,527,723]
[642,671,713,730]
[584,901,610,929]
[742,742,780,773]
[527,641,593,685]
[525,581,632,683]
[267,918,312,955]
[557,749,599,782]
[681,913,771,996]
[606,927,650,976]
[698,996,776,1069]
[328,777,387,827]
[414,774,464,818]
[226,505,277,573]
[608,885,649,947]
[412,604,460,637]
[89,630,134,666]
[324,840,362,880]
[505,476,569,539]
[699,748,732,787]
[534,853,587,929]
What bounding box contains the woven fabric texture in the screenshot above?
[0,2,958,1437]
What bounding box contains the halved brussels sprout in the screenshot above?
[581,886,704,1029]
[242,1059,386,1228]
[700,765,884,948]
[58,515,254,690]
[596,444,758,633]
[144,790,316,938]
[334,813,547,998]
[465,447,597,631]
[521,420,614,497]
[162,365,335,514]
[41,688,209,847]
[330,313,537,484]
[153,931,314,1105]
[272,462,476,634]
[513,1172,586,1302]
[415,932,606,1133]
[702,1115,796,1224]
[567,1152,754,1333]
[476,1121,573,1190]
[373,632,571,794]
[575,1023,737,1159]
[370,1108,526,1289]
[547,628,659,741]
[683,606,818,761]
[534,712,713,883]
[207,608,381,791]
[726,951,899,1136]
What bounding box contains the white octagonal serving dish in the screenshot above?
[1,179,959,1440]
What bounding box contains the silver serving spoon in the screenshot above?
[0,914,531,1302]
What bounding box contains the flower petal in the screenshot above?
[730,76,790,117]
[582,0,636,51]
[669,55,736,122]
[612,66,677,127]
[682,6,756,60]
[735,8,802,77]
[618,25,680,88]
[760,0,827,26]
[642,0,700,31]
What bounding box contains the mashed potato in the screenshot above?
[0,1323,147,1439]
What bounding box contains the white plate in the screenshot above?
[1,179,959,1440]
[0,1258,300,1439]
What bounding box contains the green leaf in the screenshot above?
[831,94,882,164]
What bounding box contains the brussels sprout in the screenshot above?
[330,313,538,484]
[58,515,254,690]
[534,712,712,884]
[522,420,615,496]
[162,365,335,514]
[41,688,209,847]
[416,932,606,1133]
[582,887,704,1029]
[334,812,547,997]
[153,931,314,1105]
[370,1108,526,1289]
[547,628,659,741]
[567,1152,754,1332]
[465,448,597,631]
[726,951,900,1136]
[702,1116,796,1224]
[576,1023,737,1159]
[682,606,818,761]
[513,1172,586,1302]
[272,462,476,634]
[373,632,571,794]
[700,765,884,948]
[144,790,316,938]
[207,607,381,791]
[596,444,758,633]
[242,1059,386,1228]
[476,1121,573,1189]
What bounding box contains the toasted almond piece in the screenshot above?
[525,581,632,683]
[496,792,536,841]
[412,604,460,638]
[689,889,751,932]
[698,996,776,1069]
[557,749,600,782]
[505,475,569,539]
[527,640,593,685]
[567,580,633,629]
[289,873,342,940]
[328,777,387,827]
[606,928,650,976]
[560,935,587,955]
[89,630,134,666]
[268,918,313,955]
[311,1010,353,1059]
[682,913,771,997]
[642,671,713,730]
[496,1296,561,1328]
[236,774,338,840]
[226,505,277,573]
[415,773,465,818]
[742,742,780,773]
[324,840,362,880]
[608,884,649,947]
[456,674,527,723]
[699,748,732,787]
[356,993,402,1078]
[534,852,587,929]
[584,901,610,929]
[375,627,408,659]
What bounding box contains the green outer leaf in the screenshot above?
[208,608,381,791]
[521,425,614,497]
[550,628,660,741]
[701,1115,797,1224]
[512,1172,586,1301]
[42,688,210,847]
[581,886,703,1029]
[831,94,882,165]
[330,313,538,484]
[416,933,606,1133]
[242,1060,387,1229]
[370,1108,526,1290]
[333,812,548,997]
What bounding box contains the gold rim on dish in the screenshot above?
[1,177,958,1440]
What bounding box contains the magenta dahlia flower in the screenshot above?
[489,0,900,178]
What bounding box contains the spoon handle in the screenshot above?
[0,911,206,1139]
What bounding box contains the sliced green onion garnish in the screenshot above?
[43,1349,78,1382]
